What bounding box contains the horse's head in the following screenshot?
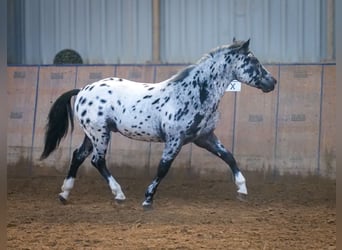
[229,39,277,93]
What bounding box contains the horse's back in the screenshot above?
[74,78,167,142]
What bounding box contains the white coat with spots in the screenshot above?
[41,39,277,208]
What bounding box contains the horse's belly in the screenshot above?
[115,121,164,142]
[117,128,163,142]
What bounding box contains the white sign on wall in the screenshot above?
[226,80,241,92]
[225,80,241,92]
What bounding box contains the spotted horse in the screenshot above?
[40,39,277,208]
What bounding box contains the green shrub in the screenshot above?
[53,49,83,64]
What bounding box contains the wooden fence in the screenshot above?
[7,64,336,178]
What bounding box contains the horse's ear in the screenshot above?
[239,39,250,52]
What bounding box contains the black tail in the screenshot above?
[40,89,81,160]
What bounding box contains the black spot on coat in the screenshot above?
[199,80,209,104]
[186,113,204,137]
[152,98,160,105]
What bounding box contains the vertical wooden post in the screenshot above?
[327,0,335,60]
[152,0,161,63]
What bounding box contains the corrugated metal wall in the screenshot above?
[9,0,152,64]
[160,0,323,63]
[8,0,331,64]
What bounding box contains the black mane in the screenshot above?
[170,40,245,83]
[170,65,196,82]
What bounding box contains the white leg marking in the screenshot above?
[59,178,75,200]
[108,176,126,201]
[235,172,248,195]
[142,200,151,207]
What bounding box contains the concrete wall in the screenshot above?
[7,64,336,178]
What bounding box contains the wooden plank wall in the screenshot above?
[233,65,279,173]
[7,67,38,168]
[7,64,336,178]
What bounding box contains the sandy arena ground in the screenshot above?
[7,170,335,249]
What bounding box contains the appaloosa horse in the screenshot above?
[41,39,276,208]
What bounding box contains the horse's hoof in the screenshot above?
[142,200,153,211]
[58,195,67,205]
[115,198,125,205]
[236,193,248,202]
[143,204,154,211]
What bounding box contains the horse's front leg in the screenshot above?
[194,132,247,200]
[142,139,183,208]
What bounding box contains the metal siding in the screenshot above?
[7,0,25,64]
[24,0,41,64]
[161,0,234,63]
[22,0,152,64]
[8,0,327,64]
[160,0,323,63]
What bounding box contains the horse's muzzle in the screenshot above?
[260,77,277,93]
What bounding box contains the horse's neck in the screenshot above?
[192,58,233,100]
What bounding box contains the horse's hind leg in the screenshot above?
[194,132,248,198]
[142,139,183,208]
[59,135,93,203]
[90,131,126,202]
